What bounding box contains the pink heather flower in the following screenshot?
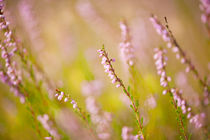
[154,48,203,129]
[0,3,25,103]
[144,95,157,109]
[82,79,112,140]
[57,95,63,101]
[122,126,142,140]
[119,21,135,67]
[18,0,44,52]
[189,113,205,129]
[44,137,52,140]
[85,96,112,139]
[76,0,116,41]
[55,90,80,110]
[171,88,205,129]
[116,84,121,88]
[150,14,209,96]
[64,97,68,102]
[154,48,171,90]
[97,48,121,88]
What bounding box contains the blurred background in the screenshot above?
[0,0,209,139]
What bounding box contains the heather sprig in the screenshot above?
[154,47,209,139]
[55,89,88,118]
[119,20,135,67]
[0,0,56,100]
[154,47,189,140]
[150,15,210,103]
[119,20,140,95]
[0,2,25,102]
[97,46,145,140]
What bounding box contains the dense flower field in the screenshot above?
[0,0,209,140]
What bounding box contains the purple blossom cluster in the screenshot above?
[55,90,78,109]
[0,2,25,103]
[154,47,206,130]
[119,21,135,67]
[153,48,171,94]
[97,48,121,88]
[171,88,205,128]
[121,126,142,140]
[0,6,20,86]
[86,97,112,140]
[190,113,206,129]
[37,114,61,140]
[18,0,44,52]
[150,15,195,74]
[150,15,209,105]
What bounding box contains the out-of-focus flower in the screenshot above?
[37,114,61,140]
[119,21,135,67]
[121,126,143,140]
[175,72,201,106]
[81,80,103,96]
[200,0,210,27]
[144,95,157,109]
[18,0,44,52]
[0,2,25,103]
[76,0,117,41]
[82,80,112,140]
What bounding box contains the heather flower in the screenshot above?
[55,89,79,110]
[144,95,157,109]
[97,48,121,88]
[171,88,205,129]
[37,114,61,140]
[154,47,206,133]
[98,47,145,140]
[121,126,143,140]
[0,2,25,103]
[82,80,112,140]
[18,0,44,52]
[76,0,116,40]
[44,137,52,140]
[119,21,135,67]
[154,47,189,139]
[153,48,171,90]
[150,15,209,98]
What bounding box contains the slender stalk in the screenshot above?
[154,47,188,140]
[161,58,188,140]
[98,47,145,140]
[164,17,208,91]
